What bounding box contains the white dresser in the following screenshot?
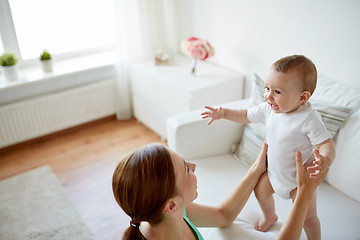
[130,57,244,139]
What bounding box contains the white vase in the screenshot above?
[41,60,53,73]
[0,65,19,81]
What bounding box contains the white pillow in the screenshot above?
[233,74,266,166]
[311,74,360,202]
[233,73,351,167]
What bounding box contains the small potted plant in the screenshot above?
[0,52,19,81]
[40,49,53,73]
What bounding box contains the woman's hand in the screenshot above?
[251,143,268,175]
[277,151,329,240]
[296,151,328,193]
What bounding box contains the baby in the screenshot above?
[201,55,335,240]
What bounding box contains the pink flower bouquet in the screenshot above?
[181,37,214,74]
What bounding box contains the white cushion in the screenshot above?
[234,74,266,166]
[312,74,360,202]
[312,74,360,110]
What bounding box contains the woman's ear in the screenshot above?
[300,91,311,102]
[163,199,177,214]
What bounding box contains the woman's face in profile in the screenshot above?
[169,149,198,205]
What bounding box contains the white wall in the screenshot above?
[173,0,360,96]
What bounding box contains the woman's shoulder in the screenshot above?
[183,209,204,240]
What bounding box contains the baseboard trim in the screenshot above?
[0,115,117,154]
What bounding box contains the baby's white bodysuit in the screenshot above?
[247,102,331,199]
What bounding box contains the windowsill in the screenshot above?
[0,51,116,106]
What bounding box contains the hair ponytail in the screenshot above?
[122,223,146,240]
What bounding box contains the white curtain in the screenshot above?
[113,0,176,119]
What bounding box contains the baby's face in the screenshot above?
[264,69,305,114]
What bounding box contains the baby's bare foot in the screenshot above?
[255,215,278,232]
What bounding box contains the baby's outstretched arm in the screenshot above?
[307,138,336,178]
[201,106,250,125]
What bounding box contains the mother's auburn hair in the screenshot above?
[112,144,176,240]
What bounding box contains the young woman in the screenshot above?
[112,143,327,240]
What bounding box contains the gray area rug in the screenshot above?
[0,165,94,240]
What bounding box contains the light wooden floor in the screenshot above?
[0,117,166,240]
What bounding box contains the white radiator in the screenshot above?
[0,80,116,148]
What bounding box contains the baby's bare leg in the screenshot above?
[291,189,320,240]
[254,171,277,232]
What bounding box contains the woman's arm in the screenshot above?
[186,143,267,227]
[277,151,328,240]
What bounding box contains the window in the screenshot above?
[2,0,115,61]
[0,37,3,54]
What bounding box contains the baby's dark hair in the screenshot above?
[272,55,317,94]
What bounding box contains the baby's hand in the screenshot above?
[307,149,331,178]
[201,106,225,125]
